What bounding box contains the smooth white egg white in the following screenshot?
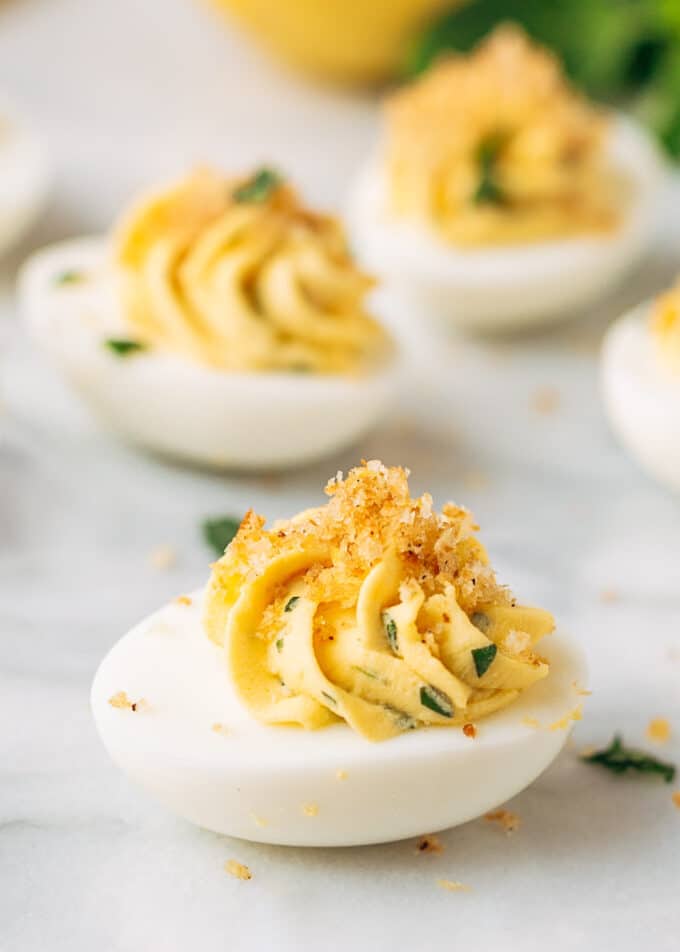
[347,116,665,332]
[602,302,680,492]
[0,94,50,257]
[91,590,587,847]
[19,238,397,469]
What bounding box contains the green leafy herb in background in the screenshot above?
[202,515,241,556]
[582,734,677,782]
[474,134,505,204]
[406,0,680,157]
[233,167,282,203]
[104,338,147,357]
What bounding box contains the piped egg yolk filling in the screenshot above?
[385,25,624,247]
[651,283,680,373]
[204,461,554,742]
[112,167,390,374]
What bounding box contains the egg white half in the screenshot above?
[19,238,397,470]
[602,302,680,492]
[91,590,587,847]
[347,116,665,332]
[0,94,50,257]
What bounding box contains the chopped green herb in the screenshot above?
[352,665,378,680]
[582,734,676,783]
[382,611,398,652]
[284,596,300,612]
[321,691,337,707]
[470,611,490,633]
[104,338,147,357]
[233,167,282,203]
[55,270,84,285]
[202,515,241,556]
[275,638,284,653]
[474,135,505,205]
[472,643,497,678]
[420,684,454,718]
[385,705,418,731]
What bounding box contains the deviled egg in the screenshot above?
[602,280,680,492]
[92,461,587,846]
[0,94,49,257]
[348,26,664,332]
[20,167,395,469]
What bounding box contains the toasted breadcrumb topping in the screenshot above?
[463,723,477,738]
[437,879,472,893]
[108,691,147,712]
[549,705,583,731]
[302,802,319,817]
[486,808,521,834]
[211,461,509,618]
[672,791,680,809]
[225,860,252,881]
[174,595,193,606]
[148,545,177,570]
[417,835,444,854]
[647,718,672,744]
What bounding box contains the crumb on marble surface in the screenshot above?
[416,835,444,855]
[437,879,471,893]
[530,387,560,415]
[647,718,671,744]
[485,809,521,834]
[225,860,252,881]
[148,545,177,570]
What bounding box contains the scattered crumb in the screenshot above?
[437,879,471,893]
[549,705,582,731]
[462,470,489,491]
[572,681,592,697]
[336,769,348,781]
[647,718,671,744]
[108,691,147,712]
[485,809,521,834]
[211,722,230,736]
[463,723,477,738]
[522,716,541,729]
[174,595,192,606]
[225,859,252,881]
[416,835,444,855]
[250,812,268,827]
[672,791,680,809]
[302,802,319,817]
[600,588,620,603]
[530,387,560,415]
[148,545,177,570]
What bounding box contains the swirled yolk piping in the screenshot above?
[112,167,390,374]
[385,25,625,247]
[651,282,680,374]
[204,461,555,742]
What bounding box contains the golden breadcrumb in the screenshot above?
[174,595,193,606]
[549,705,582,731]
[522,716,541,729]
[225,860,252,881]
[531,387,561,415]
[250,813,268,828]
[647,718,671,744]
[672,791,680,809]
[108,691,147,712]
[463,723,477,738]
[486,809,521,834]
[572,681,592,697]
[148,545,177,570]
[416,835,444,855]
[211,722,230,735]
[302,803,319,817]
[336,769,348,781]
[437,879,471,893]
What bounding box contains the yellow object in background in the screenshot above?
[210,0,458,84]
